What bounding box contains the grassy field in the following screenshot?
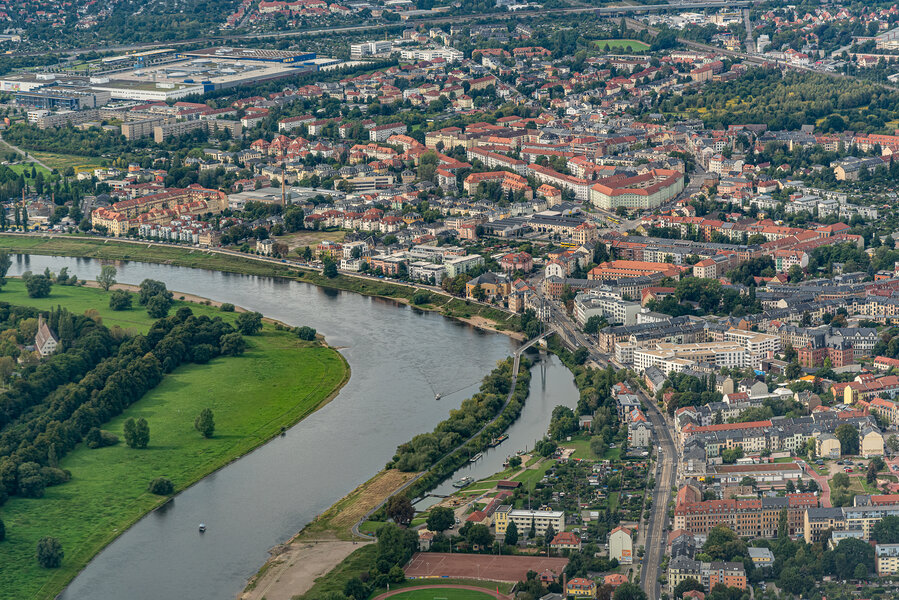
[299,469,416,541]
[28,152,104,173]
[0,286,350,599]
[511,461,553,491]
[389,588,498,600]
[593,39,650,52]
[607,491,619,512]
[0,278,230,331]
[6,161,52,177]
[274,229,346,250]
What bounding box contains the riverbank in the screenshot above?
[240,470,416,600]
[0,234,523,338]
[0,282,350,600]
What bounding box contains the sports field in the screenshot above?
[389,588,498,600]
[405,553,568,582]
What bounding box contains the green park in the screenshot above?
[0,277,349,599]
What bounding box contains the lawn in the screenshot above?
[562,438,597,460]
[0,290,349,599]
[608,491,620,512]
[512,461,554,492]
[0,278,231,332]
[389,588,498,600]
[592,39,650,52]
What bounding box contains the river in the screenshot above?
[414,351,579,510]
[6,255,575,600]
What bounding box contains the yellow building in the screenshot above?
[493,506,564,537]
[862,427,885,458]
[566,578,597,598]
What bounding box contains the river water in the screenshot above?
[6,255,575,600]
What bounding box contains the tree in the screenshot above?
[584,315,607,334]
[426,507,455,533]
[573,346,589,365]
[386,495,414,527]
[109,290,132,311]
[124,417,149,449]
[296,326,317,341]
[36,537,63,568]
[612,582,647,600]
[236,311,263,335]
[323,259,338,278]
[388,565,405,584]
[867,460,880,484]
[343,577,369,600]
[148,477,174,495]
[777,507,789,539]
[195,408,215,438]
[138,279,171,305]
[24,274,51,298]
[0,252,10,290]
[672,578,703,599]
[504,519,519,546]
[466,523,493,549]
[97,265,117,291]
[544,522,556,549]
[785,361,801,379]
[872,515,899,543]
[854,562,868,579]
[835,424,860,455]
[887,435,899,453]
[146,294,171,318]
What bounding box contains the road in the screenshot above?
[536,285,679,599]
[0,134,52,172]
[638,386,677,600]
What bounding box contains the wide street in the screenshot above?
[536,283,679,600]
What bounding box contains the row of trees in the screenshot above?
[0,303,246,504]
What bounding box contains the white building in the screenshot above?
[609,526,633,564]
[573,291,641,326]
[632,341,748,373]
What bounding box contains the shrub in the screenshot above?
[220,332,247,356]
[109,289,132,311]
[220,303,235,312]
[36,536,63,568]
[296,326,317,341]
[85,427,119,449]
[40,467,71,487]
[148,477,174,495]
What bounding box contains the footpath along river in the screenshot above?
[5,255,572,600]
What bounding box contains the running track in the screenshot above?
[371,585,512,600]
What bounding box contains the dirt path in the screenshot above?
[371,584,511,600]
[240,539,367,600]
